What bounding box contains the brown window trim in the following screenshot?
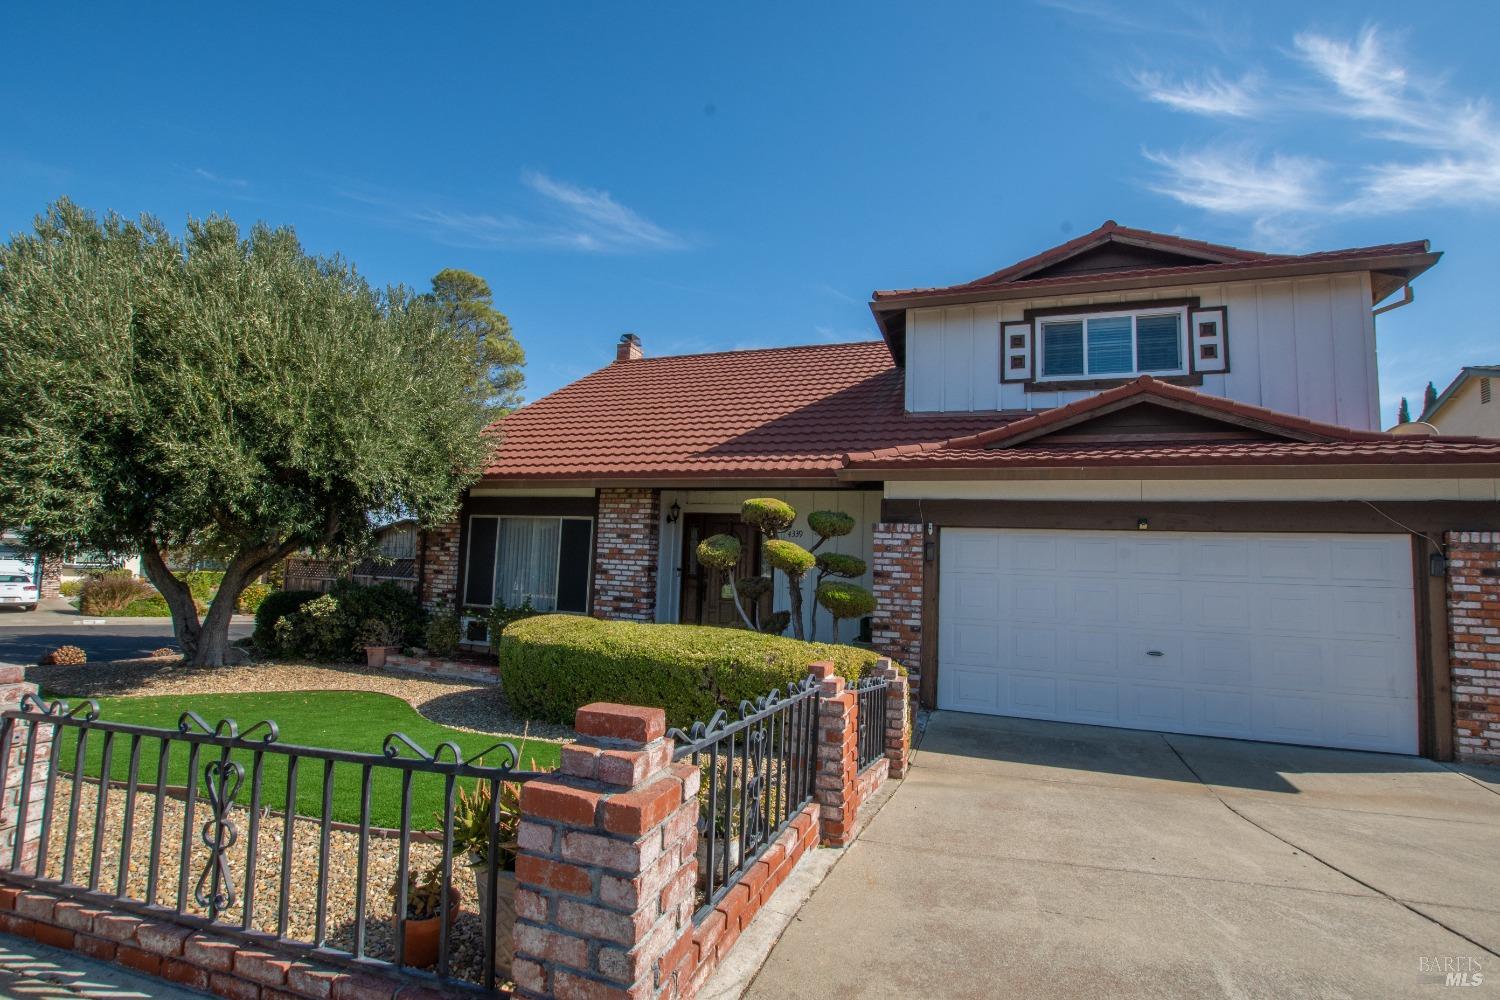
[1023,373,1203,392]
[1022,296,1200,321]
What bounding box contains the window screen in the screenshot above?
[1135,314,1182,371]
[1041,321,1084,377]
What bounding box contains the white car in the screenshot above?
[0,571,38,611]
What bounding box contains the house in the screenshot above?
[415,221,1500,764]
[284,519,420,593]
[0,530,63,601]
[1421,365,1500,438]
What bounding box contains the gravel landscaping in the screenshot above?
[37,775,508,988]
[27,658,574,742]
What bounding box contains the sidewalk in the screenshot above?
[0,600,254,628]
[0,933,208,999]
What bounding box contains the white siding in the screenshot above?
[653,489,883,642]
[903,276,1382,430]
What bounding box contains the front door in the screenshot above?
[680,514,761,628]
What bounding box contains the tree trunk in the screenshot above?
[141,542,204,659]
[143,537,301,667]
[786,572,806,641]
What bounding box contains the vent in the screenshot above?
[1482,377,1492,405]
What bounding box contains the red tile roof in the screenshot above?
[871,221,1433,302]
[480,342,1017,482]
[841,377,1500,474]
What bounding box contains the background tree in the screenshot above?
[1397,397,1412,424]
[0,200,491,666]
[428,268,526,411]
[1422,381,1439,418]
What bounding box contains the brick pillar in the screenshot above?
[593,488,660,622]
[418,520,461,611]
[872,658,911,778]
[0,665,51,873]
[809,662,858,847]
[37,556,62,601]
[1447,531,1500,763]
[871,523,923,696]
[512,702,698,999]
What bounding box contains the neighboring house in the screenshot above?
[285,519,419,593]
[416,221,1500,764]
[0,530,63,600]
[1421,364,1500,438]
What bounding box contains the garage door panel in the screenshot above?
[939,528,1418,754]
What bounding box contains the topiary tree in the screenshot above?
[0,199,494,666]
[815,580,877,642]
[695,534,756,630]
[735,498,875,643]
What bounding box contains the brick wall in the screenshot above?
[871,523,923,693]
[0,665,49,872]
[1448,531,1500,763]
[592,488,660,622]
[417,519,461,611]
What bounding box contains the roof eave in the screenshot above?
[871,251,1441,312]
[837,460,1500,482]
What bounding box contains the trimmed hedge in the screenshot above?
[496,615,900,729]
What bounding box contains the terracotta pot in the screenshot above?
[365,645,396,668]
[471,864,519,974]
[396,886,461,969]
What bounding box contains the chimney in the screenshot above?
[616,332,643,362]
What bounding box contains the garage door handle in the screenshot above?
[1146,650,1165,657]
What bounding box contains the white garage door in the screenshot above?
[938,529,1419,753]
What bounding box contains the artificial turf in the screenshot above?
[44,690,561,830]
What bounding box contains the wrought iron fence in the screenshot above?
[0,694,547,993]
[668,677,820,920]
[852,677,889,772]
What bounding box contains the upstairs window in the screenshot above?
[1038,308,1186,380]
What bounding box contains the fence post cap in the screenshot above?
[807,660,838,680]
[575,703,666,744]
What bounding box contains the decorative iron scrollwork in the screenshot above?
[19,692,100,721]
[381,732,462,765]
[194,758,244,919]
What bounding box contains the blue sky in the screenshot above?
[4,2,1496,424]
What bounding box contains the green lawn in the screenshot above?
[47,690,560,830]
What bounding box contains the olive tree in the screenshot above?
[0,200,494,666]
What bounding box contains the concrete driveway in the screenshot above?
[747,712,1500,999]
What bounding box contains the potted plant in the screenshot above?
[390,862,460,969]
[451,776,522,973]
[356,618,401,668]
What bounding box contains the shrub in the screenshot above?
[486,598,540,648]
[79,572,155,615]
[496,615,899,729]
[355,617,402,649]
[253,589,322,650]
[181,570,223,604]
[41,645,86,666]
[237,582,272,614]
[273,594,347,660]
[815,580,877,642]
[59,579,83,598]
[120,593,172,617]
[330,580,425,647]
[740,498,795,534]
[425,606,461,657]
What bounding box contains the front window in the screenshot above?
[1039,308,1185,380]
[464,515,592,612]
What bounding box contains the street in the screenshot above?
[0,618,253,664]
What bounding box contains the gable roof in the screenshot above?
[479,341,1017,484]
[841,376,1500,476]
[869,221,1440,365]
[1423,364,1500,421]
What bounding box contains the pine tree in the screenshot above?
[428,269,526,411]
[1422,381,1439,418]
[1397,397,1411,424]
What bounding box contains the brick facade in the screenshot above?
[1448,531,1500,763]
[871,523,923,692]
[0,665,48,873]
[417,519,461,611]
[592,488,661,622]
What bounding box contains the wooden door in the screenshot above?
[680,514,762,628]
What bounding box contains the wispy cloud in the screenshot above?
[1038,0,1241,54]
[1133,70,1262,118]
[1125,23,1500,244]
[192,167,250,189]
[336,171,688,254]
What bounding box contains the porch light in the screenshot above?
[1137,518,1150,531]
[666,501,681,524]
[1429,551,1448,577]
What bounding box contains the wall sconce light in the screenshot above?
[1137,518,1150,531]
[1429,551,1448,577]
[666,501,681,524]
